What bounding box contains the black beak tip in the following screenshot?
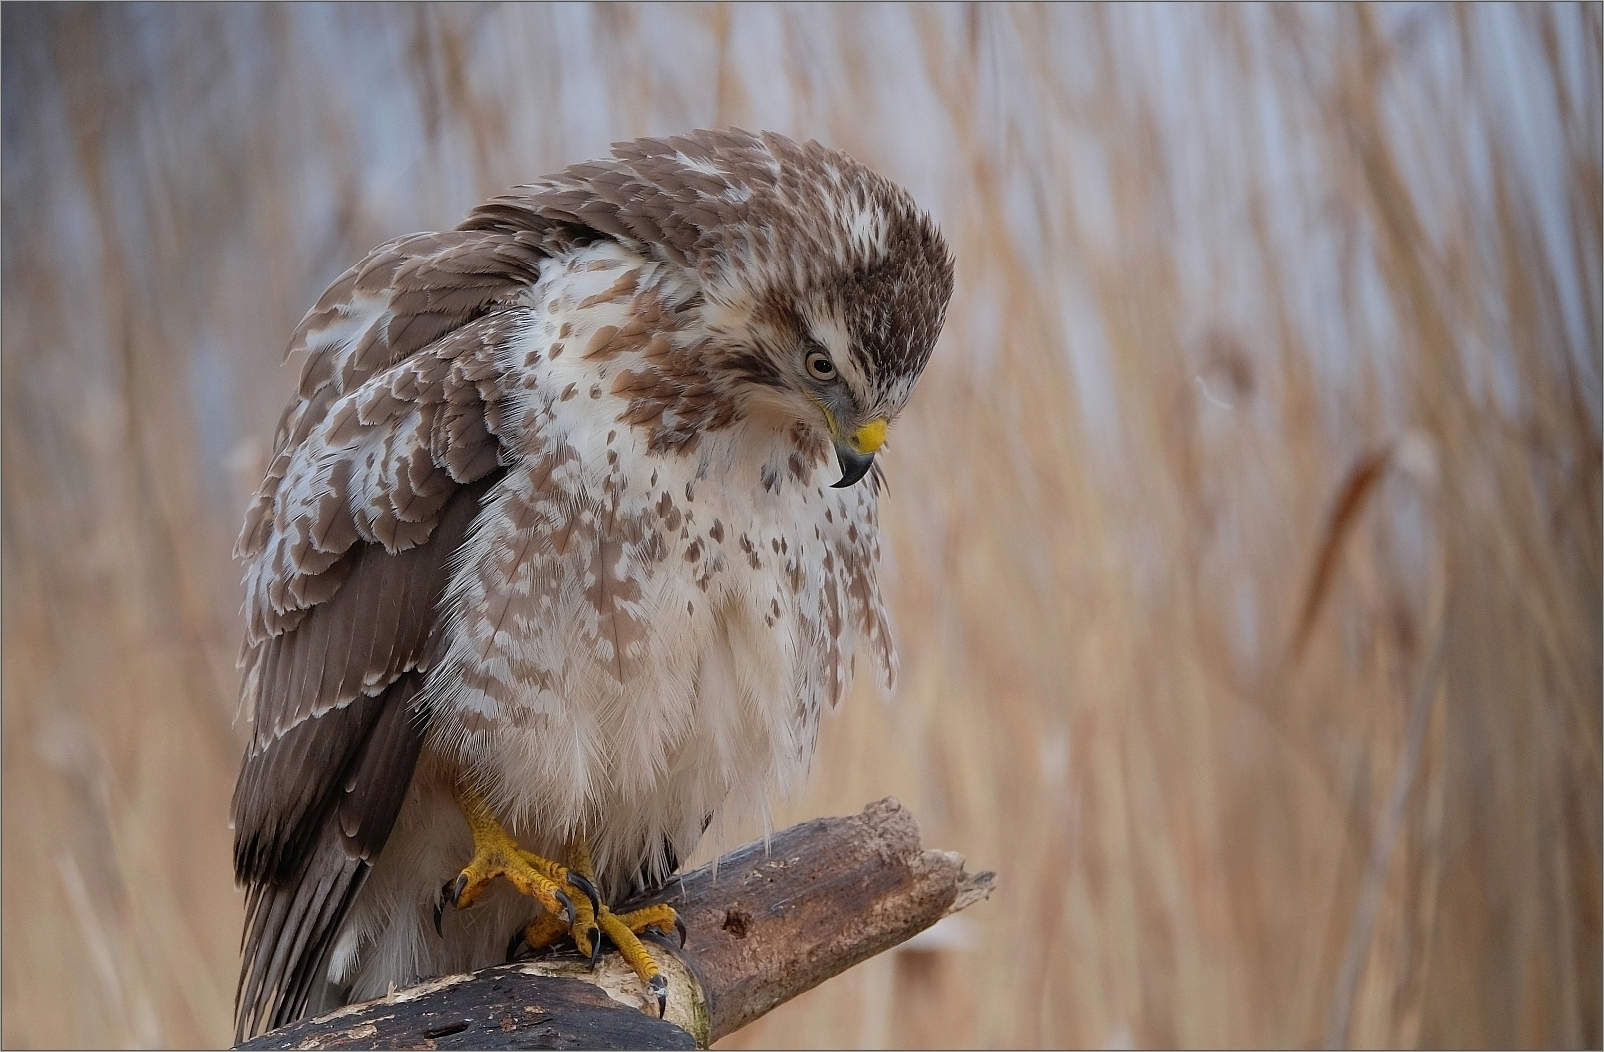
[832,447,876,489]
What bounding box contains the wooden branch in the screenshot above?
[237,798,994,1050]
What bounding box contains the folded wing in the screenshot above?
[230,229,543,1040]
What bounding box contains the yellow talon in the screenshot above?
[614,902,682,944]
[439,792,579,934]
[443,804,682,1016]
[529,848,601,962]
[599,907,666,1009]
[564,840,681,1016]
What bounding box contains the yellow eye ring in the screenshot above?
[805,350,837,381]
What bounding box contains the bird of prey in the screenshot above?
[231,128,953,1040]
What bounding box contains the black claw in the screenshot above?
[506,928,528,963]
[566,870,603,919]
[435,878,461,937]
[449,873,469,907]
[587,926,603,968]
[648,973,667,1017]
[674,915,688,948]
[553,887,576,929]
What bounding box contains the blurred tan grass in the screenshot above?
[2,4,1598,1048]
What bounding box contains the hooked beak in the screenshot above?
[831,418,887,489]
[833,445,876,488]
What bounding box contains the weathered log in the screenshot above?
[237,798,994,1050]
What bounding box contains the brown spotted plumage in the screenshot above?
[232,128,953,1039]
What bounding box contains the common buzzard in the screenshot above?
[231,128,954,1040]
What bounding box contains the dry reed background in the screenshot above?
[2,4,1599,1048]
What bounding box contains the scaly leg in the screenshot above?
[435,791,602,951]
[507,835,685,1016]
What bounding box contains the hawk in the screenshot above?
[231,128,954,1040]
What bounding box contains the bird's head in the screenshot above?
[476,129,954,487]
[720,202,954,487]
[688,133,955,487]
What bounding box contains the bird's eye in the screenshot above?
[805,349,837,381]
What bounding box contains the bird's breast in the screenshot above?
[422,410,872,891]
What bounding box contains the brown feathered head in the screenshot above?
[464,128,955,486]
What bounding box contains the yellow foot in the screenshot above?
[434,792,602,950]
[505,840,686,1017]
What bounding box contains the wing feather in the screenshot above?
[231,220,543,1041]
[232,479,494,1040]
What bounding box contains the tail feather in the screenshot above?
[234,673,427,1041]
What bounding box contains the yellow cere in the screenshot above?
[853,418,888,454]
